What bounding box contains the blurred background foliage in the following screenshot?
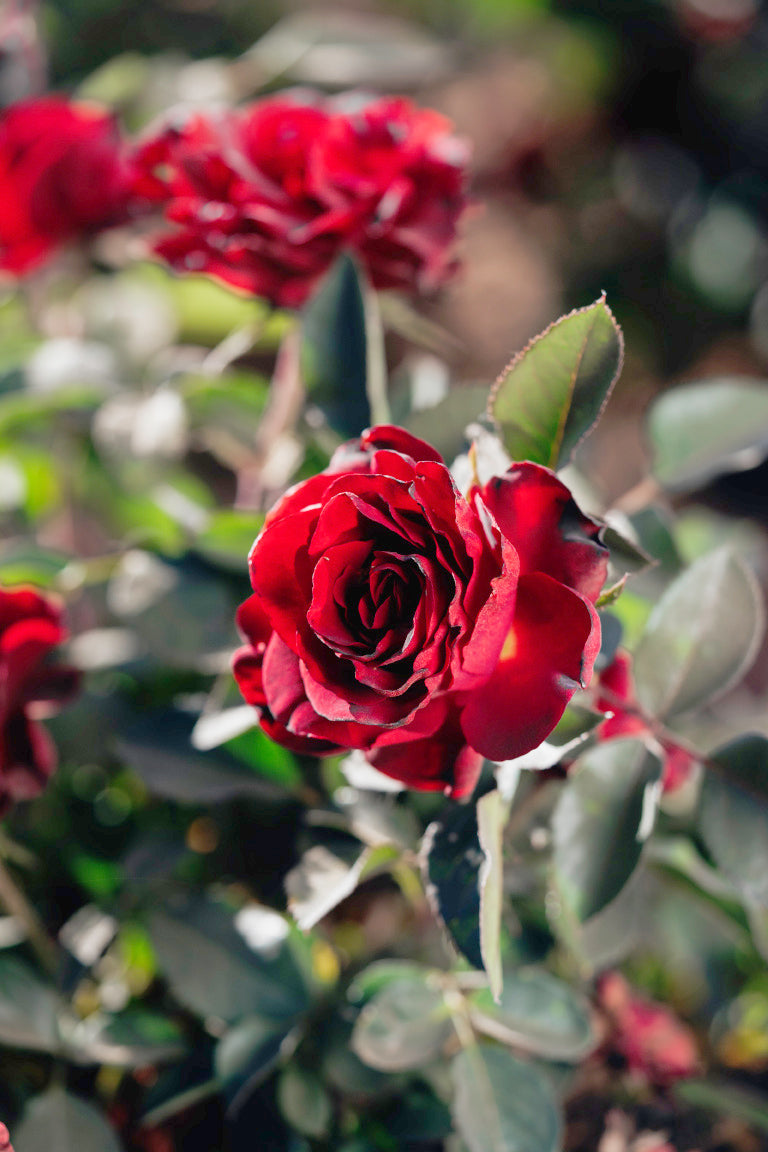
[1,1,768,1150]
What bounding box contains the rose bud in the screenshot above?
[132,92,469,308]
[0,585,80,814]
[233,426,607,797]
[0,95,135,276]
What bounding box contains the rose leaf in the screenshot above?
[351,976,453,1072]
[551,739,661,924]
[649,377,768,492]
[12,1088,121,1152]
[632,547,765,720]
[468,966,594,1062]
[699,734,768,907]
[488,296,624,470]
[451,1043,562,1152]
[301,252,371,438]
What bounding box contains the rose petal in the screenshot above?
[461,573,601,761]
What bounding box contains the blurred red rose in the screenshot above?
[0,1122,13,1151]
[0,585,80,814]
[599,971,700,1083]
[0,95,135,275]
[132,92,469,307]
[595,649,698,793]
[233,426,607,796]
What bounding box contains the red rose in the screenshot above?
[0,96,135,276]
[595,650,698,793]
[0,1122,13,1151]
[132,92,469,307]
[599,971,700,1083]
[0,586,80,815]
[233,426,607,796]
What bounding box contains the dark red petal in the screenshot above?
[595,650,647,741]
[660,744,697,793]
[328,425,444,473]
[248,504,320,653]
[368,700,482,797]
[0,586,62,634]
[461,573,601,761]
[480,463,608,603]
[0,709,55,789]
[0,618,66,710]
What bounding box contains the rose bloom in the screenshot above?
[0,96,135,276]
[0,1122,12,1152]
[0,586,80,815]
[132,92,469,308]
[233,426,608,797]
[595,649,698,793]
[599,971,700,1084]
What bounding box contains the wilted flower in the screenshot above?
[233,425,607,796]
[133,92,469,307]
[0,585,80,814]
[0,95,135,275]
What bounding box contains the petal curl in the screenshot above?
[461,573,601,761]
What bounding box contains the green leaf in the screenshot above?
[0,955,63,1053]
[119,710,290,805]
[351,975,453,1072]
[699,735,768,906]
[488,296,623,469]
[632,547,764,720]
[215,1015,298,1104]
[13,1088,122,1152]
[422,801,485,970]
[674,1078,768,1135]
[61,1007,187,1068]
[477,790,509,1002]
[301,253,371,438]
[649,377,768,491]
[551,739,661,923]
[148,896,310,1024]
[451,1044,562,1152]
[469,966,594,1061]
[286,843,398,930]
[277,1066,333,1139]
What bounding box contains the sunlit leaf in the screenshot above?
[649,378,768,491]
[489,297,623,469]
[633,547,764,719]
[551,739,661,923]
[451,1044,561,1152]
[351,975,453,1072]
[469,967,594,1061]
[477,789,509,1002]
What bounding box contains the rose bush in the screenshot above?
[595,649,698,793]
[132,92,469,307]
[0,586,80,814]
[0,96,135,275]
[233,425,608,795]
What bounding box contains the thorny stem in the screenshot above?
[0,856,59,977]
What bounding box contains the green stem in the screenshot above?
[0,855,59,976]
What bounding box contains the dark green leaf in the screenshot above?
[551,739,661,922]
[301,253,370,438]
[469,967,594,1061]
[451,1044,561,1152]
[351,976,453,1072]
[699,735,768,906]
[422,801,484,970]
[489,297,623,469]
[633,547,764,719]
[216,1015,298,1104]
[649,378,768,491]
[119,710,289,804]
[13,1088,122,1152]
[148,896,309,1024]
